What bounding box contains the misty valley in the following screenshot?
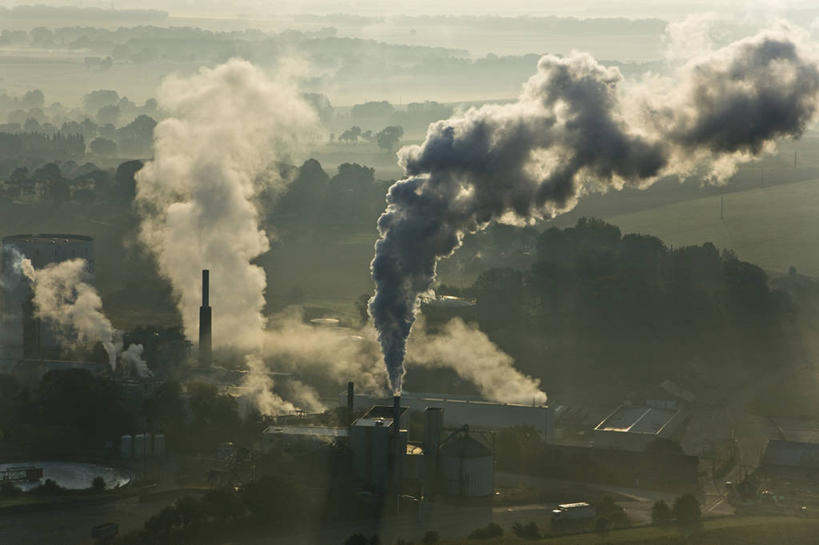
[4,3,819,545]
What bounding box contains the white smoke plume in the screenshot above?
[19,257,122,368]
[406,318,547,405]
[370,29,819,393]
[135,59,320,353]
[120,343,153,378]
[239,354,299,416]
[261,307,387,394]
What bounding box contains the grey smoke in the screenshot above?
[371,30,819,393]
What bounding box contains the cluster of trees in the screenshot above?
[1,88,158,160]
[0,132,85,161]
[0,159,142,204]
[116,476,312,545]
[0,370,263,459]
[457,218,796,390]
[274,160,390,230]
[651,495,701,525]
[336,125,404,151]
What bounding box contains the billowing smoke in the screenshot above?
[371,30,819,393]
[407,318,546,405]
[239,354,299,416]
[19,257,121,368]
[120,343,152,378]
[262,307,387,394]
[15,256,146,373]
[135,59,319,353]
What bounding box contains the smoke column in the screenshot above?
[135,59,319,352]
[370,31,819,393]
[16,256,135,370]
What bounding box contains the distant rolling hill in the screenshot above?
[606,178,819,277]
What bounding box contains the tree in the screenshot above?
[672,494,701,523]
[345,534,369,545]
[468,522,502,539]
[512,521,541,540]
[652,500,673,524]
[115,160,143,203]
[90,137,117,157]
[91,476,106,492]
[421,531,439,545]
[339,126,362,143]
[376,125,404,151]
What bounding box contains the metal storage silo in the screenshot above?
[440,434,494,497]
[133,433,146,459]
[153,434,166,458]
[120,434,133,459]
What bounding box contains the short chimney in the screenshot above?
[347,381,355,425]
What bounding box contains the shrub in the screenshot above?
[468,522,503,539]
[673,494,701,523]
[0,481,22,497]
[421,531,439,545]
[91,476,106,492]
[652,500,673,524]
[512,521,542,540]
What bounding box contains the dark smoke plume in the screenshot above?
[370,32,819,393]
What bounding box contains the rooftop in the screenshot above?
[595,404,678,435]
[3,233,92,243]
[263,426,348,438]
[353,405,408,428]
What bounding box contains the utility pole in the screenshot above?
[795,151,798,168]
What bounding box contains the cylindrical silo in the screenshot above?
[120,434,133,459]
[153,434,166,458]
[440,435,494,497]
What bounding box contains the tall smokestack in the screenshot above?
[392,395,401,438]
[347,381,355,425]
[199,269,212,367]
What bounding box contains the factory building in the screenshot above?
[346,391,550,438]
[1,234,94,364]
[593,401,685,451]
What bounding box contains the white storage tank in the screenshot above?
[440,434,494,497]
[133,433,146,458]
[153,434,166,457]
[120,434,133,459]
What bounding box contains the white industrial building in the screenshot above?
[346,391,550,438]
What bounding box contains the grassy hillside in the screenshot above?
[444,517,819,545]
[606,178,819,277]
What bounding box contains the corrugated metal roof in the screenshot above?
[262,426,348,438]
[762,440,819,469]
[441,435,492,459]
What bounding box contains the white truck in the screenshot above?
[551,502,596,528]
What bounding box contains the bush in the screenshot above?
[512,521,541,540]
[421,531,439,545]
[468,522,503,539]
[31,479,66,496]
[345,534,368,545]
[673,494,701,523]
[91,476,106,492]
[652,500,673,524]
[595,516,611,535]
[0,481,22,497]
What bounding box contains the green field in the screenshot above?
[445,516,819,545]
[606,178,819,277]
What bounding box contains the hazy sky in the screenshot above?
[3,0,819,20]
